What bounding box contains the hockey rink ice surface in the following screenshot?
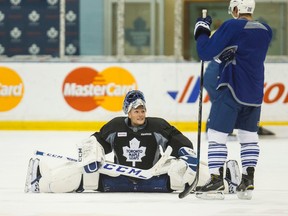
[0,127,288,216]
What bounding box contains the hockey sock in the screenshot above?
[240,142,259,175]
[208,142,228,175]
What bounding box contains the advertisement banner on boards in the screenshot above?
[0,63,287,125]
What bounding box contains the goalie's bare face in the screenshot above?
[128,106,146,126]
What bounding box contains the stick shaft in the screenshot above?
[179,8,207,199]
[202,9,207,18]
[35,150,78,162]
[34,146,172,180]
[34,150,151,179]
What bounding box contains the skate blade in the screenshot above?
[237,190,253,200]
[196,191,225,200]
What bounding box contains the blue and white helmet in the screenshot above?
[123,90,146,114]
[228,0,255,18]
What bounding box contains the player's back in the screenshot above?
[217,19,272,105]
[230,19,272,68]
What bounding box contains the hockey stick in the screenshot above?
[34,146,172,180]
[178,9,207,199]
[35,150,78,162]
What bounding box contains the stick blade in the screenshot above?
[178,179,198,199]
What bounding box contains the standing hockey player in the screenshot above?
[25,90,211,193]
[204,58,275,138]
[204,19,237,140]
[193,0,272,199]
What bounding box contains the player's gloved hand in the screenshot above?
[194,16,212,40]
[77,136,105,173]
[178,147,197,172]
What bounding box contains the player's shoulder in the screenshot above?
[146,117,170,128]
[215,19,244,36]
[260,22,272,33]
[222,18,246,28]
[224,18,271,31]
[102,116,126,131]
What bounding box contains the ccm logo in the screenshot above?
[103,163,143,175]
[264,83,288,104]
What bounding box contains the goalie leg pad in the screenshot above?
[83,171,100,190]
[39,162,82,193]
[165,158,210,191]
[224,160,241,194]
[197,161,210,186]
[168,159,195,191]
[24,158,41,193]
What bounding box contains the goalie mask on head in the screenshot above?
[228,0,255,18]
[123,90,146,114]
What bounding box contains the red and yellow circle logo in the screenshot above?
[0,67,24,112]
[62,66,137,112]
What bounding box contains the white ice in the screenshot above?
[0,127,288,216]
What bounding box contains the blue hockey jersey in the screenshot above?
[197,18,272,106]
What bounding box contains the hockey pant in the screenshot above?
[99,161,210,192]
[98,174,172,192]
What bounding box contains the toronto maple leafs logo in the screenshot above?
[123,138,146,167]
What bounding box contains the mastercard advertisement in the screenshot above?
[0,63,287,130]
[0,67,24,112]
[62,67,137,112]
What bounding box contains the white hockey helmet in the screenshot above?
[123,90,146,114]
[228,0,255,16]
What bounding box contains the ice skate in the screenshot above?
[224,160,241,194]
[24,158,41,193]
[237,167,254,200]
[195,167,225,200]
[258,126,275,136]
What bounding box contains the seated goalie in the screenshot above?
[25,90,238,193]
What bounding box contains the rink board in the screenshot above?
[0,62,287,130]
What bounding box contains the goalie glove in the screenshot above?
[77,136,105,174]
[194,16,212,40]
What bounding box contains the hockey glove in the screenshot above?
[194,16,212,41]
[178,147,197,172]
[77,136,105,173]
